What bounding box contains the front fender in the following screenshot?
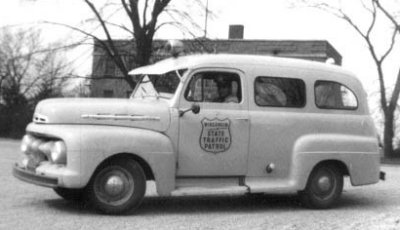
[27,123,176,195]
[291,134,380,189]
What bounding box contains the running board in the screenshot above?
[172,186,249,196]
[173,177,249,196]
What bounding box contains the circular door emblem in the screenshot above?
[200,118,231,153]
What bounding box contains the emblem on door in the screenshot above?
[200,118,232,153]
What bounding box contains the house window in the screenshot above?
[103,90,114,98]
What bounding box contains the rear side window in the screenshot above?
[254,77,306,107]
[314,81,358,110]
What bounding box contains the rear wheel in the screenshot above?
[87,158,146,214]
[53,187,85,202]
[298,164,343,209]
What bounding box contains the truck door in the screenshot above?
[177,69,249,176]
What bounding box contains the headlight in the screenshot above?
[38,140,67,164]
[50,141,67,164]
[30,139,44,154]
[21,134,34,154]
[38,141,54,156]
[21,134,67,165]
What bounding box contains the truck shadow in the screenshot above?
[140,194,302,214]
[43,192,383,216]
[44,194,302,215]
[43,199,92,214]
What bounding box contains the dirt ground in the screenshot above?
[1,138,400,230]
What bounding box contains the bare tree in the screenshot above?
[45,0,209,89]
[295,0,400,157]
[0,28,70,137]
[86,0,172,88]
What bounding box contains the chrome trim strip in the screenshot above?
[81,114,160,121]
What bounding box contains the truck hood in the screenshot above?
[33,98,171,132]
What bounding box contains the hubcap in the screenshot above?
[104,175,125,196]
[311,169,336,199]
[317,176,331,192]
[94,167,135,206]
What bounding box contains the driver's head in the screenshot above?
[218,82,231,98]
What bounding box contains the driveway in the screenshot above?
[1,138,399,230]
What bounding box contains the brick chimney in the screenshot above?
[228,25,244,39]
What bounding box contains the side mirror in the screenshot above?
[191,104,200,114]
[179,104,200,117]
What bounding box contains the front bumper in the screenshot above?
[13,164,58,188]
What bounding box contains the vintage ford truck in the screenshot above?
[13,54,383,214]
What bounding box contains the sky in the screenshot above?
[1,0,399,109]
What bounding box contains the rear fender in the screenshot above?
[292,134,380,189]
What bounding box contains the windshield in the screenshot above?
[132,69,186,99]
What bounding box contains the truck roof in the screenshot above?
[129,54,357,82]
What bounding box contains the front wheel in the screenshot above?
[298,164,343,209]
[87,159,146,214]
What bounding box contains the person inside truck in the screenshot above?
[216,80,239,103]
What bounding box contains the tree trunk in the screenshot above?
[383,111,395,158]
[135,36,153,67]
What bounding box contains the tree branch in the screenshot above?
[366,0,377,38]
[146,0,171,37]
[84,0,130,79]
[123,0,142,36]
[389,69,400,113]
[375,0,400,31]
[105,21,134,35]
[380,26,397,63]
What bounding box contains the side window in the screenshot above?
[185,72,242,103]
[314,81,358,110]
[254,77,305,107]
